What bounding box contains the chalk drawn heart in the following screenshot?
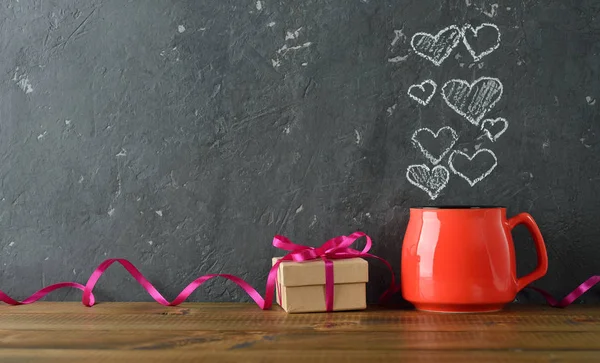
[462,23,501,62]
[411,126,458,165]
[441,77,503,126]
[411,25,462,66]
[407,80,437,106]
[480,117,508,142]
[448,149,497,187]
[406,164,449,200]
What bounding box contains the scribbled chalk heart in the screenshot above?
[411,126,458,165]
[448,149,498,186]
[411,25,462,66]
[480,117,508,142]
[462,23,501,62]
[408,80,437,106]
[406,164,449,200]
[442,77,503,126]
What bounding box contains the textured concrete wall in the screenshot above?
[0,0,599,303]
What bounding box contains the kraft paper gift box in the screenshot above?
[271,257,368,313]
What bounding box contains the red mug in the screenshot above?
[401,206,548,313]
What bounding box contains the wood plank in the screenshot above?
[1,330,600,351]
[1,304,599,332]
[0,349,598,363]
[1,303,599,362]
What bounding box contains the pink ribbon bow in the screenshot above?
[0,232,397,311]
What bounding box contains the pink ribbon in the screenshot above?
[0,232,397,311]
[0,282,97,306]
[2,231,596,309]
[527,276,600,308]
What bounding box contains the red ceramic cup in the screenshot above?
[401,206,548,313]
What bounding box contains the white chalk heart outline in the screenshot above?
[462,23,501,62]
[406,164,450,200]
[407,80,437,106]
[441,77,504,126]
[410,25,463,66]
[480,117,508,142]
[448,149,498,187]
[411,126,458,165]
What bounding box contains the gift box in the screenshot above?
[271,257,368,313]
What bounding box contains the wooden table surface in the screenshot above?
[0,303,599,362]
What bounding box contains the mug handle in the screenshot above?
[507,213,549,291]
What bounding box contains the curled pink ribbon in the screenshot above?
[0,231,397,311]
[527,276,600,308]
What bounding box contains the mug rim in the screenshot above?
[411,205,506,209]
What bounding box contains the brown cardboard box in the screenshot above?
[271,257,368,313]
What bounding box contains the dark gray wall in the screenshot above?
[0,0,599,304]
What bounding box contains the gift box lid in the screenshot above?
[271,257,368,287]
